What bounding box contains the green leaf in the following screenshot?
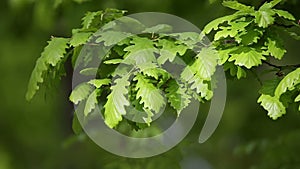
[70,32,92,47]
[79,67,98,76]
[255,8,276,28]
[273,9,295,20]
[134,74,165,114]
[69,83,93,104]
[180,47,217,100]
[228,47,266,69]
[104,59,123,64]
[189,74,213,100]
[295,94,300,102]
[181,66,194,82]
[261,0,282,9]
[142,108,154,125]
[190,47,219,80]
[43,38,69,66]
[202,15,237,35]
[266,36,286,60]
[165,79,191,114]
[88,79,111,88]
[157,39,188,65]
[275,68,300,97]
[124,37,155,53]
[84,89,101,116]
[217,47,238,65]
[82,11,101,29]
[143,24,173,33]
[258,94,286,120]
[170,32,200,47]
[238,28,263,45]
[214,28,239,41]
[95,31,132,46]
[26,37,69,101]
[237,66,247,79]
[123,37,157,65]
[259,78,281,96]
[224,62,238,77]
[222,1,254,12]
[142,67,170,81]
[104,75,131,128]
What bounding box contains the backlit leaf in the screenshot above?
[134,74,165,114]
[165,79,191,114]
[258,94,286,120]
[273,9,295,20]
[254,9,275,28]
[70,83,93,104]
[275,68,300,97]
[84,89,101,116]
[95,31,132,46]
[26,37,69,101]
[229,47,266,69]
[104,74,131,128]
[222,1,254,12]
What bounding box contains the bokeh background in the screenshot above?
[1,0,300,168]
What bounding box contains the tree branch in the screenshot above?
[262,60,300,70]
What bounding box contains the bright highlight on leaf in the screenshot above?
[104,75,131,128]
[134,74,165,114]
[258,94,286,120]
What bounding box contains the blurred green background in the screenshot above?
[1,0,300,169]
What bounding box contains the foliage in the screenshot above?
[201,0,300,119]
[26,0,300,131]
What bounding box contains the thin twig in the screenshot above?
[262,60,300,70]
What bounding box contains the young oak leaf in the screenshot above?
[142,24,173,34]
[69,82,94,104]
[104,74,131,128]
[238,28,263,45]
[228,47,266,69]
[88,79,111,88]
[266,36,286,60]
[214,28,239,41]
[134,73,165,114]
[165,79,191,114]
[26,37,69,101]
[201,15,238,35]
[169,32,200,47]
[274,68,300,97]
[273,9,295,21]
[254,9,275,28]
[123,37,157,65]
[259,78,281,96]
[95,31,132,46]
[237,66,247,79]
[258,94,286,120]
[70,32,92,47]
[84,88,101,116]
[222,1,255,12]
[81,11,102,29]
[157,39,188,65]
[189,73,213,100]
[190,47,219,80]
